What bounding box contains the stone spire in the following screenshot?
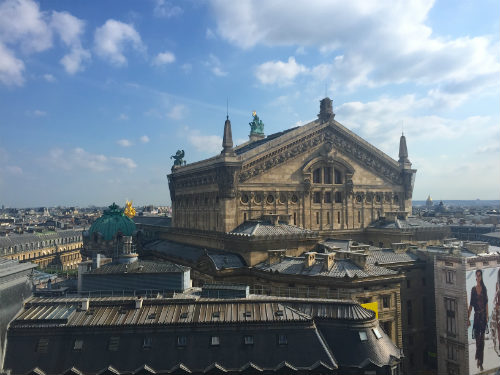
[221,115,235,155]
[398,133,411,168]
[318,97,335,123]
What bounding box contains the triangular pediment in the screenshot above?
[239,121,402,186]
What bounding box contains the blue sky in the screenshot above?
[0,0,498,207]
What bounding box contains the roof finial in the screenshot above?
[226,97,229,120]
[221,104,235,156]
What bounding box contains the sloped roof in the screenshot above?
[89,260,188,275]
[229,221,317,237]
[255,257,396,279]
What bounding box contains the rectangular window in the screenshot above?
[313,192,321,203]
[143,337,152,350]
[313,168,321,183]
[445,298,457,336]
[73,339,83,351]
[334,169,342,184]
[407,300,412,326]
[177,336,187,347]
[316,212,320,225]
[359,331,368,342]
[383,295,390,309]
[108,336,120,351]
[293,212,297,225]
[210,336,220,346]
[334,192,342,203]
[447,343,458,361]
[324,192,332,203]
[326,211,330,224]
[337,211,341,224]
[277,334,287,345]
[445,270,455,284]
[372,328,382,339]
[323,167,332,184]
[36,338,49,353]
[244,335,254,345]
[358,210,361,223]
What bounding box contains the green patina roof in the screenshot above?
[88,203,136,241]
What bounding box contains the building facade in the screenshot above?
[168,98,416,237]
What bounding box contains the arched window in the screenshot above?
[323,167,332,184]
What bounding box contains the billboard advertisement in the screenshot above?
[466,266,500,374]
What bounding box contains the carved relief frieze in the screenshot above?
[239,125,403,185]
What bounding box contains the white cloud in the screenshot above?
[187,129,222,154]
[110,156,137,169]
[117,139,133,147]
[6,165,23,175]
[255,57,308,85]
[0,0,91,84]
[211,0,500,97]
[0,42,24,86]
[33,109,46,117]
[46,147,137,172]
[205,54,227,76]
[167,104,186,120]
[118,113,129,121]
[0,0,52,53]
[94,19,143,66]
[181,63,192,74]
[206,28,216,39]
[43,73,55,82]
[153,0,183,18]
[51,11,90,74]
[335,94,494,153]
[152,51,175,66]
[140,135,150,143]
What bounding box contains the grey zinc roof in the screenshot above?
[0,229,83,248]
[13,299,311,327]
[133,216,172,227]
[229,220,317,237]
[143,240,246,269]
[369,216,445,229]
[366,250,418,265]
[89,260,188,275]
[255,257,396,279]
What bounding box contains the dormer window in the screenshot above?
[334,170,342,184]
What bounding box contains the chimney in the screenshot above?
[316,252,335,271]
[318,97,335,123]
[135,296,143,309]
[81,298,90,311]
[304,252,316,268]
[350,253,368,269]
[391,242,409,253]
[267,250,286,265]
[221,116,235,156]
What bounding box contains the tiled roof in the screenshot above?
[229,221,317,237]
[90,260,188,275]
[255,257,396,279]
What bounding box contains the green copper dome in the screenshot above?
[88,203,136,241]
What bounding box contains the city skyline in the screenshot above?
[0,0,499,207]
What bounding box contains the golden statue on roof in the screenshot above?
[124,200,136,218]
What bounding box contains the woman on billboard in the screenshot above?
[468,269,488,371]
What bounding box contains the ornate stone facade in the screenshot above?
[168,98,416,236]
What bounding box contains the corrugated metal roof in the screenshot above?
[13,300,311,328]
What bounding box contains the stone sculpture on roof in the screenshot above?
[170,149,185,167]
